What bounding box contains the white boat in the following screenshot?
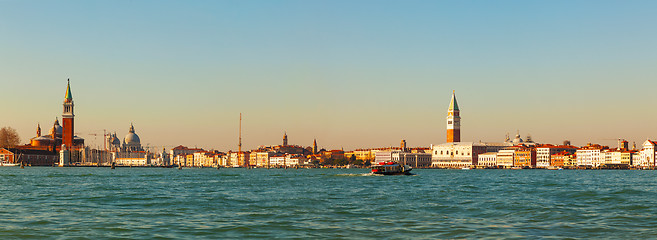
[0,161,19,167]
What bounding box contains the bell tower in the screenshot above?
[283,132,288,146]
[62,79,75,150]
[446,90,461,143]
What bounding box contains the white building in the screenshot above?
[396,152,432,168]
[536,145,577,168]
[477,152,497,167]
[496,149,515,167]
[374,151,432,168]
[638,140,657,167]
[576,145,605,167]
[431,142,488,168]
[113,151,149,166]
[599,150,633,166]
[269,155,286,166]
[254,151,275,167]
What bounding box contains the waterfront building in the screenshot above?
[536,145,577,167]
[253,151,275,167]
[638,140,657,167]
[268,153,307,167]
[350,148,394,164]
[322,150,345,160]
[170,145,204,158]
[81,147,113,166]
[550,151,575,167]
[151,148,170,166]
[632,153,642,167]
[431,142,487,168]
[514,147,536,167]
[497,149,515,167]
[285,154,308,166]
[172,154,188,166]
[477,152,497,167]
[397,152,432,168]
[375,151,432,168]
[374,151,397,163]
[113,151,151,166]
[446,91,461,143]
[1,148,59,166]
[269,154,286,166]
[192,151,211,167]
[228,151,250,167]
[576,144,606,167]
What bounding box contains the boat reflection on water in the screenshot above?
[371,161,413,175]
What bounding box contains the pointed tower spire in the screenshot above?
[446,90,461,143]
[36,123,41,137]
[448,90,459,111]
[65,78,73,101]
[283,131,288,146]
[313,138,318,154]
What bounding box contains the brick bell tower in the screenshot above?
[446,90,460,143]
[62,79,75,150]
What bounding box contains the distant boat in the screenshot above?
[461,167,471,170]
[0,161,19,167]
[371,162,413,175]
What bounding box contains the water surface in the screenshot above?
[1,167,656,239]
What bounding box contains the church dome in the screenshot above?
[49,119,63,137]
[124,124,141,145]
[112,136,121,145]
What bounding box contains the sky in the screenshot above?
[2,0,657,151]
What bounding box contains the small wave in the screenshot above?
[335,173,376,177]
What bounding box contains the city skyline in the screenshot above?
[2,1,657,150]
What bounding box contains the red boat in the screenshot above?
[371,162,413,175]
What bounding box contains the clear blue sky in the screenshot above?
[2,0,657,151]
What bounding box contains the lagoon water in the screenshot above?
[2,167,657,239]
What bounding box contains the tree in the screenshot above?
[0,127,21,148]
[349,155,357,164]
[363,160,371,167]
[352,159,363,166]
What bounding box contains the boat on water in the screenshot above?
[371,162,413,175]
[0,161,19,167]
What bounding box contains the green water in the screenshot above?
[1,167,656,239]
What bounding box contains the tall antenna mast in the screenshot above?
[239,113,242,166]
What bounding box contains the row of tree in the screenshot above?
[319,155,372,167]
[0,127,20,148]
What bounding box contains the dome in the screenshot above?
[124,133,140,145]
[112,136,121,145]
[49,119,63,137]
[124,124,141,145]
